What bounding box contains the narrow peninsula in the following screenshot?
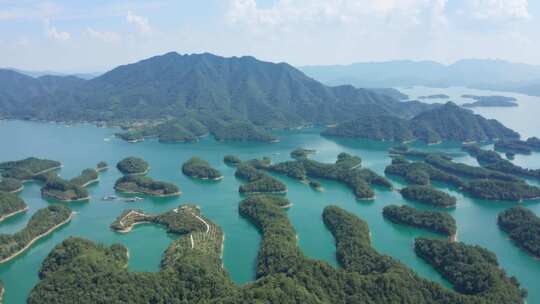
[0,205,72,264]
[0,192,28,222]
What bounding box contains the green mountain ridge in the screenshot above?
[0,52,432,141]
[323,102,519,143]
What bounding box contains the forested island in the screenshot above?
[0,157,61,181]
[383,205,457,238]
[323,102,519,144]
[182,157,223,180]
[114,175,180,197]
[235,162,287,194]
[110,204,211,234]
[290,148,316,159]
[0,178,23,193]
[69,168,99,187]
[462,145,540,180]
[414,237,526,299]
[0,192,27,222]
[27,194,525,303]
[497,207,540,258]
[462,95,517,108]
[400,185,457,208]
[116,157,149,175]
[418,94,450,99]
[494,138,540,155]
[96,161,108,172]
[266,152,390,199]
[223,155,241,166]
[386,150,540,201]
[0,205,72,263]
[41,175,90,202]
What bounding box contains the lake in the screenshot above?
[1,86,539,303]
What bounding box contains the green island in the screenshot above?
[414,237,526,299]
[0,192,28,222]
[385,156,466,187]
[267,152,390,199]
[116,118,208,143]
[466,179,540,201]
[383,205,457,238]
[386,155,540,201]
[69,168,99,187]
[114,175,180,197]
[0,205,72,264]
[418,94,450,99]
[493,138,540,155]
[182,157,223,180]
[0,177,23,193]
[308,180,324,191]
[462,145,540,180]
[290,148,316,159]
[235,162,287,194]
[96,161,108,172]
[40,174,90,202]
[110,204,214,236]
[223,155,241,166]
[26,195,525,303]
[497,207,540,258]
[0,157,61,181]
[462,95,517,108]
[424,154,520,182]
[389,144,453,159]
[116,118,277,143]
[400,185,457,208]
[116,157,149,175]
[323,102,519,144]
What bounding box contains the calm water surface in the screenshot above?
[1,87,540,303]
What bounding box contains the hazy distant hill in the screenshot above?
[300,59,540,96]
[0,52,432,141]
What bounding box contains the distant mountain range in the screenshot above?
[300,59,540,97]
[2,68,99,80]
[0,52,432,141]
[0,53,522,142]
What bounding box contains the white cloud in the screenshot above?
[86,27,121,43]
[126,11,152,35]
[44,20,71,41]
[226,0,448,29]
[470,0,529,20]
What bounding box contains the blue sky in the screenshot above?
[1,0,539,72]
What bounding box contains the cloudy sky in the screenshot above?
[1,0,538,72]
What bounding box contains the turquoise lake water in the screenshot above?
[1,86,539,303]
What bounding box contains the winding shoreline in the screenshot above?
[7,185,24,193]
[0,206,29,222]
[115,188,181,197]
[0,212,74,264]
[80,178,99,188]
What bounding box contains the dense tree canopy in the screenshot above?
[182,157,222,180]
[383,205,457,236]
[28,195,525,303]
[116,157,149,175]
[498,207,540,258]
[114,175,180,196]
